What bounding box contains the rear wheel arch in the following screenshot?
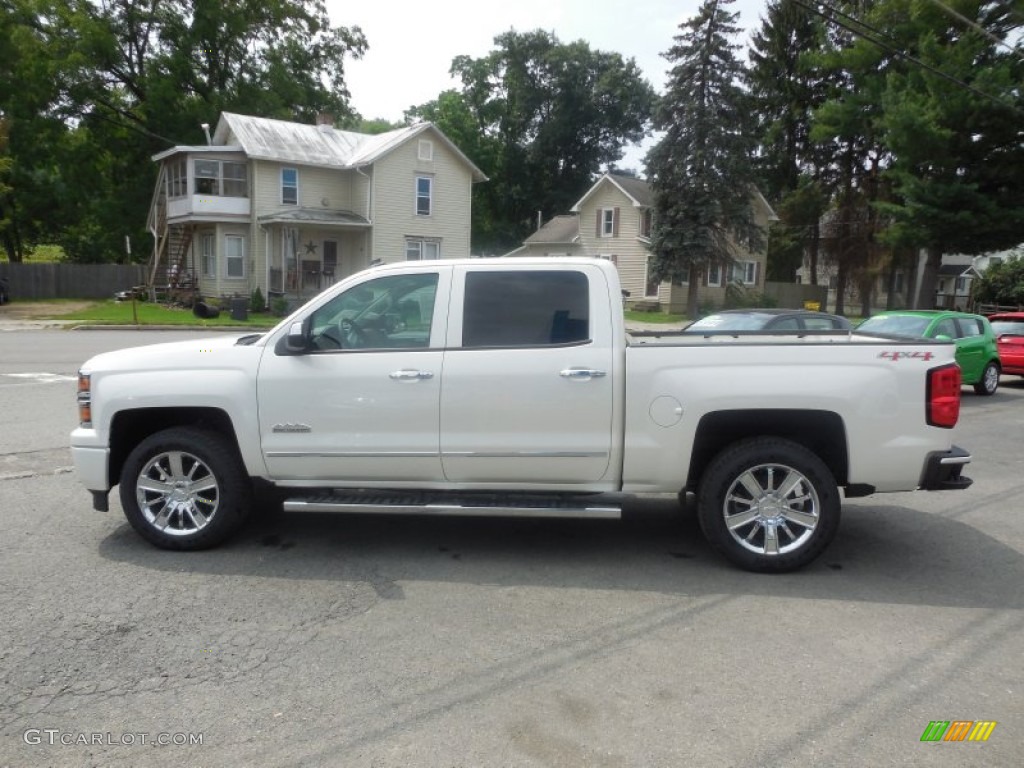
[686,409,847,493]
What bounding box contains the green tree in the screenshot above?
[765,174,827,282]
[747,0,835,289]
[871,0,1024,308]
[410,30,655,254]
[0,0,367,262]
[646,0,761,318]
[974,255,1024,307]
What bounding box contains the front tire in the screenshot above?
[973,361,999,396]
[119,427,251,550]
[697,438,840,573]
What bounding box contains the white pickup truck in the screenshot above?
[71,258,972,572]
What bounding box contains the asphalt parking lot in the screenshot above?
[1,328,1022,767]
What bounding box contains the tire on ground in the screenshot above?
[119,426,251,550]
[973,361,999,396]
[696,437,841,573]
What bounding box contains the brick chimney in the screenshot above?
[316,113,334,133]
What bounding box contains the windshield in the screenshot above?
[687,312,773,332]
[858,315,932,338]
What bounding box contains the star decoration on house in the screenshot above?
[304,240,318,255]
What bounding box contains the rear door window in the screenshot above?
[462,271,590,348]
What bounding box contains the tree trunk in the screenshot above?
[885,261,898,310]
[915,246,942,310]
[0,207,23,262]
[859,274,873,318]
[686,263,702,319]
[835,259,848,316]
[808,220,820,286]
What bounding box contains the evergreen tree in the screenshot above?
[747,1,832,288]
[646,0,761,318]
[872,0,1024,308]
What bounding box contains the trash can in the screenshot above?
[193,301,220,319]
[230,297,248,322]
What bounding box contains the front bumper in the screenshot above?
[71,426,110,494]
[920,445,972,491]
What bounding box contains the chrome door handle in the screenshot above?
[559,368,607,380]
[389,369,434,381]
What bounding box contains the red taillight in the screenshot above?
[927,364,961,428]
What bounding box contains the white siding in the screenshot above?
[576,181,652,302]
[370,129,474,263]
[253,161,356,212]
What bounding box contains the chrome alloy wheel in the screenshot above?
[135,450,220,536]
[722,463,820,556]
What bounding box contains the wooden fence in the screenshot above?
[0,263,147,300]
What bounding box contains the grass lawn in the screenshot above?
[624,309,686,324]
[38,300,283,328]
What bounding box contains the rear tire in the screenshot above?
[973,361,999,396]
[119,427,251,550]
[697,437,840,573]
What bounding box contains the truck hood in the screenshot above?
[80,334,260,374]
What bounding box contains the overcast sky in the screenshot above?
[327,0,767,168]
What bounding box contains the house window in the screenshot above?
[282,168,298,205]
[225,235,245,278]
[200,234,216,278]
[167,159,188,198]
[406,238,440,260]
[415,176,433,216]
[707,262,722,287]
[639,209,652,238]
[221,162,247,197]
[598,254,618,266]
[732,260,758,286]
[194,160,219,194]
[598,208,618,238]
[418,140,433,161]
[955,276,967,293]
[190,159,247,197]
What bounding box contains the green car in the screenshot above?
[857,310,1002,396]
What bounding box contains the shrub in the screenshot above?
[250,287,265,312]
[271,297,290,317]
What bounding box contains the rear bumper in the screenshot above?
[920,445,972,491]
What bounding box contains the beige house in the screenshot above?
[509,173,775,312]
[147,112,486,304]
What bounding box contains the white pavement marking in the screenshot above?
[2,372,77,383]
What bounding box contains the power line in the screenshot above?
[792,0,1024,118]
[923,0,1024,63]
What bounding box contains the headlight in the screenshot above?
[77,372,92,427]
